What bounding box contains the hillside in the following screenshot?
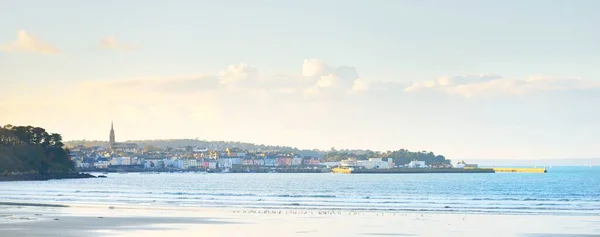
[1,125,74,174]
[65,139,450,165]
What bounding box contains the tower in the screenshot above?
[109,121,115,150]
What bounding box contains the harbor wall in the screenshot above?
[493,167,547,173]
[338,168,495,174]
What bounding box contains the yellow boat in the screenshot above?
[332,167,352,174]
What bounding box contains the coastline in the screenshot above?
[0,172,97,182]
[1,202,599,237]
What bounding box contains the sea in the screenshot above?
[1,167,599,215]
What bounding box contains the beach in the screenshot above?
[1,203,599,237]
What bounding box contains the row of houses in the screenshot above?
[76,156,322,170]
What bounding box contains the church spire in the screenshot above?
[109,121,116,150]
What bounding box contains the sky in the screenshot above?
[1,0,599,159]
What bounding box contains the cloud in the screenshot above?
[350,79,369,93]
[301,59,362,95]
[98,37,138,51]
[78,63,300,97]
[316,74,340,88]
[218,63,258,85]
[75,59,367,98]
[0,30,60,54]
[404,74,600,97]
[79,75,219,95]
[302,59,330,77]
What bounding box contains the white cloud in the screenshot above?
[218,63,258,85]
[316,74,340,88]
[98,36,138,51]
[302,59,330,77]
[0,30,60,54]
[404,74,600,97]
[350,79,369,93]
[301,59,364,95]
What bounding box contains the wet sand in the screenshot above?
[1,203,598,237]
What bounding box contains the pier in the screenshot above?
[493,167,547,173]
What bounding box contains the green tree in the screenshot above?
[0,125,74,174]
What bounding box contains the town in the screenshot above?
[69,122,460,173]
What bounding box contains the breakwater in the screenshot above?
[347,168,495,174]
[493,167,547,173]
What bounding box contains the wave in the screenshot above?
[274,194,336,198]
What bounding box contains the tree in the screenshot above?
[0,125,74,174]
[320,148,451,166]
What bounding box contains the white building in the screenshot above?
[94,160,109,169]
[110,157,131,166]
[407,160,427,168]
[357,158,393,169]
[340,158,393,169]
[193,147,208,152]
[340,158,358,167]
[217,157,242,168]
[292,157,303,166]
[208,160,217,169]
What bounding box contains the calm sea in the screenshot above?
[1,167,599,215]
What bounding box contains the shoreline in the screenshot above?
[0,172,97,182]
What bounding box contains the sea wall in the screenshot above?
[350,168,495,174]
[493,168,547,173]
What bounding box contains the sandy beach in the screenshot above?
[1,203,599,237]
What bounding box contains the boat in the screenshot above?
[332,167,352,174]
[117,169,127,174]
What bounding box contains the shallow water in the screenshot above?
[1,167,598,215]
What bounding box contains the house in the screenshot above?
[253,158,265,166]
[218,157,242,168]
[264,158,275,167]
[276,157,292,166]
[208,160,217,169]
[291,157,303,166]
[242,158,254,166]
[302,157,320,166]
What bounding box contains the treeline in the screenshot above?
[322,148,451,166]
[0,125,74,174]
